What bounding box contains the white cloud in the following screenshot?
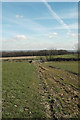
[48,36,53,38]
[16,15,23,18]
[15,35,27,40]
[48,32,58,38]
[71,33,77,37]
[73,43,80,50]
[50,32,57,35]
[70,33,78,37]
[67,33,80,37]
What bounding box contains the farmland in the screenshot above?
[2,54,80,119]
[43,61,78,74]
[35,54,78,60]
[2,62,45,118]
[35,61,80,119]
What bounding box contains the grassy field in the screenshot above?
[2,54,78,62]
[51,54,78,58]
[35,54,78,60]
[2,62,45,118]
[2,56,80,119]
[43,61,78,74]
[36,61,80,118]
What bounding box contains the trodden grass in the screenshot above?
[2,62,45,118]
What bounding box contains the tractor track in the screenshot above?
[34,62,80,119]
[38,65,57,119]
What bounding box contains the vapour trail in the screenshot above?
[42,0,71,33]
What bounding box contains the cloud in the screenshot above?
[16,15,23,18]
[68,33,77,37]
[48,32,58,38]
[15,35,27,40]
[48,36,53,38]
[73,43,80,50]
[50,32,57,35]
[71,33,77,37]
[42,0,71,33]
[67,33,80,37]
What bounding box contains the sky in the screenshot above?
[2,1,78,51]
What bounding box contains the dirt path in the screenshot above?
[34,62,80,119]
[0,56,36,60]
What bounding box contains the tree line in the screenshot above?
[1,50,77,57]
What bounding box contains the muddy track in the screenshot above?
[34,62,57,119]
[34,62,80,119]
[40,64,79,94]
[39,66,57,119]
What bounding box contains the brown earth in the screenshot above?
[34,62,80,119]
[0,56,36,60]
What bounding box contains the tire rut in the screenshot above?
[38,64,57,119]
[34,62,80,119]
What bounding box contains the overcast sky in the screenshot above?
[2,1,78,51]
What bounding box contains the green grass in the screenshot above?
[53,54,78,58]
[2,59,79,118]
[44,61,78,74]
[35,54,78,60]
[2,62,45,118]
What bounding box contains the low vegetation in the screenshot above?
[43,61,78,74]
[2,53,80,119]
[2,62,45,118]
[35,61,80,118]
